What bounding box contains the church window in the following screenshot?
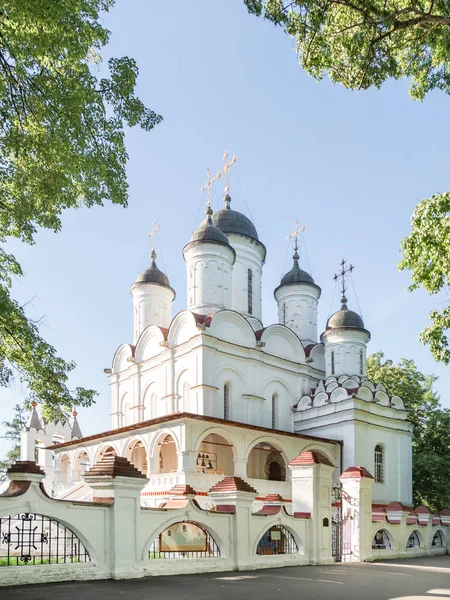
[331,351,335,375]
[248,269,253,314]
[374,445,384,483]
[271,393,277,429]
[282,303,286,325]
[224,384,230,420]
[359,349,364,375]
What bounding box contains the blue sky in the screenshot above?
[1,0,449,458]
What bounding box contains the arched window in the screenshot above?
[331,351,335,375]
[372,529,392,550]
[271,393,277,429]
[224,384,230,420]
[257,526,298,555]
[407,530,421,549]
[282,303,286,325]
[432,530,444,547]
[248,269,253,315]
[359,349,364,375]
[374,445,384,483]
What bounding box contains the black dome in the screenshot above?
[136,251,170,287]
[212,195,259,241]
[190,209,231,246]
[280,256,315,286]
[326,298,365,330]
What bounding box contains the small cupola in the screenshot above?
[130,226,175,343]
[321,260,370,378]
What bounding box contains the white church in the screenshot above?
[4,155,446,583]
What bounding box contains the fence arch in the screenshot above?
[254,523,301,556]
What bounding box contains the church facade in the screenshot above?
[3,166,447,584]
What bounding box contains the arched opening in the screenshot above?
[149,521,220,559]
[432,530,445,547]
[256,526,298,555]
[74,451,90,480]
[407,530,421,549]
[372,529,392,550]
[374,444,384,483]
[96,445,117,464]
[247,443,286,481]
[158,434,178,474]
[0,513,91,566]
[57,453,71,485]
[126,440,148,475]
[197,433,234,476]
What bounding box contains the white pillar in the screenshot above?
[340,466,374,562]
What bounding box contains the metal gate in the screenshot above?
[332,486,353,562]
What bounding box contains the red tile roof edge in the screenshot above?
[85,455,147,479]
[209,476,258,495]
[7,461,45,477]
[289,450,334,468]
[341,466,374,479]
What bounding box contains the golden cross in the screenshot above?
[287,220,306,253]
[334,258,354,298]
[200,168,219,207]
[216,150,237,195]
[148,220,160,251]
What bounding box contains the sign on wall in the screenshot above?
[160,522,207,552]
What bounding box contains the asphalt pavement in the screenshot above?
[2,555,450,600]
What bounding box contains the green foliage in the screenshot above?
[0,1,161,414]
[245,1,450,362]
[400,193,450,364]
[0,403,25,483]
[245,0,450,100]
[366,352,450,511]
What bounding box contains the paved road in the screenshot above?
[3,556,450,600]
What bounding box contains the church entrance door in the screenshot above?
[268,461,282,481]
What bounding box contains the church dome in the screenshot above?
[212,195,259,241]
[136,251,171,287]
[190,207,231,247]
[326,297,365,330]
[280,252,315,286]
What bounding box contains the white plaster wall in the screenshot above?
[275,283,320,345]
[130,284,174,343]
[183,242,234,315]
[227,235,264,322]
[323,329,369,378]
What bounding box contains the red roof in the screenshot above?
[85,456,147,479]
[209,476,258,495]
[289,450,334,468]
[341,466,373,479]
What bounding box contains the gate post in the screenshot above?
[340,466,374,562]
[288,451,335,565]
[84,455,147,578]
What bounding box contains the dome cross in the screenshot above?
[216,150,237,197]
[334,259,354,302]
[287,221,306,257]
[148,220,160,252]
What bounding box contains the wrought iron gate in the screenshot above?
[331,486,353,562]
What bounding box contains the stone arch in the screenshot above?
[406,529,423,549]
[141,516,226,561]
[0,511,93,566]
[56,452,71,485]
[253,521,303,556]
[260,324,305,362]
[372,527,395,550]
[150,430,180,475]
[93,442,119,465]
[192,427,240,461]
[245,437,289,481]
[72,448,91,480]
[111,343,134,375]
[432,528,446,548]
[208,310,256,348]
[168,311,198,348]
[142,382,156,420]
[176,369,190,413]
[125,436,149,476]
[120,392,132,427]
[195,432,236,476]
